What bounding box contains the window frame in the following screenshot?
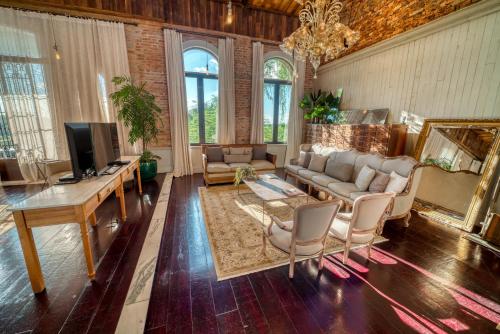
[263,57,293,145]
[182,46,219,146]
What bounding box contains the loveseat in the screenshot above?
[202,144,277,185]
[285,144,422,226]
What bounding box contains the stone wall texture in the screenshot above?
[339,0,482,57]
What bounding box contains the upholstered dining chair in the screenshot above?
[262,200,342,278]
[329,192,395,264]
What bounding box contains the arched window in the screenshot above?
[263,57,293,143]
[183,47,219,145]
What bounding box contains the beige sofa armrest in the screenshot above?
[45,160,72,176]
[266,153,277,166]
[202,154,208,173]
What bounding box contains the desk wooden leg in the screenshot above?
[89,212,97,226]
[79,221,95,279]
[13,212,45,293]
[136,164,143,195]
[116,183,127,222]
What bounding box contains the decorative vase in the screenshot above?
[140,160,158,181]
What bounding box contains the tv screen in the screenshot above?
[90,123,120,175]
[64,123,94,179]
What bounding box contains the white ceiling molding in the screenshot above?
[318,0,500,74]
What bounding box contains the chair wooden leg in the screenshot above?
[343,239,351,264]
[318,250,325,270]
[284,171,288,181]
[367,238,375,258]
[289,251,296,278]
[403,212,411,227]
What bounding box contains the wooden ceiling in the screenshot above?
[246,0,302,16]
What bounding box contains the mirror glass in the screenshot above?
[420,125,498,174]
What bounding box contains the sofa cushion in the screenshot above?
[350,191,370,200]
[230,147,252,155]
[224,154,252,163]
[285,164,305,174]
[206,147,224,162]
[311,143,323,154]
[250,160,274,171]
[228,162,252,172]
[297,151,313,167]
[385,171,409,193]
[311,174,341,187]
[334,150,359,166]
[369,171,390,193]
[298,169,322,180]
[327,182,359,198]
[324,160,354,182]
[207,162,231,173]
[308,153,329,172]
[380,158,417,177]
[353,154,384,180]
[252,146,267,160]
[355,165,376,191]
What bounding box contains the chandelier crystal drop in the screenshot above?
[280,0,360,78]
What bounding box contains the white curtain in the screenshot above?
[250,42,264,144]
[164,29,192,177]
[285,59,306,165]
[217,38,235,144]
[0,8,133,181]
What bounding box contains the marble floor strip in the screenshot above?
[115,174,173,334]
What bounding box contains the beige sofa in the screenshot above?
[202,144,277,185]
[285,144,422,226]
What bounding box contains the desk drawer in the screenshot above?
[98,178,121,202]
[121,166,133,181]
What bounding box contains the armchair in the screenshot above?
[329,192,395,264]
[262,200,342,278]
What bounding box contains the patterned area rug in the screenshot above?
[0,205,15,236]
[199,185,388,280]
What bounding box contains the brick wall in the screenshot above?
[124,24,314,147]
[340,0,482,57]
[305,124,408,157]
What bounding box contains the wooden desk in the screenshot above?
[10,156,143,294]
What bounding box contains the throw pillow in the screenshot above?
[324,159,354,182]
[355,165,376,191]
[230,147,252,155]
[205,147,224,162]
[385,171,409,193]
[297,151,312,167]
[224,154,252,164]
[307,153,329,173]
[369,171,391,193]
[253,146,267,160]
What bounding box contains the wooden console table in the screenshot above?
[10,156,143,294]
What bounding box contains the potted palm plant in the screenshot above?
[110,76,163,181]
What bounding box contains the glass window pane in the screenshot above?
[183,48,218,75]
[264,58,293,81]
[185,76,199,144]
[203,78,218,144]
[263,83,275,143]
[278,84,292,143]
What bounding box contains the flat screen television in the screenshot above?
[64,123,94,179]
[65,122,120,178]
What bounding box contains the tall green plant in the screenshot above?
[300,89,343,124]
[110,76,162,162]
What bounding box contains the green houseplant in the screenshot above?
[300,89,343,124]
[110,76,163,181]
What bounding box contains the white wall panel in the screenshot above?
[315,2,500,123]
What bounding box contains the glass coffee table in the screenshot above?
[240,174,309,224]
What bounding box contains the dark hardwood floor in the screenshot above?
[0,171,499,333]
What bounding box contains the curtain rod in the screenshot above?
[0,4,139,26]
[163,23,281,46]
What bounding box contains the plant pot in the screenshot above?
[140,160,158,181]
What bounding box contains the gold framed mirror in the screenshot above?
[414,119,500,231]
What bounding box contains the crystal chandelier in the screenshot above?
[280,0,360,78]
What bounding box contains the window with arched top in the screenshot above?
[183,47,219,145]
[263,57,293,144]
